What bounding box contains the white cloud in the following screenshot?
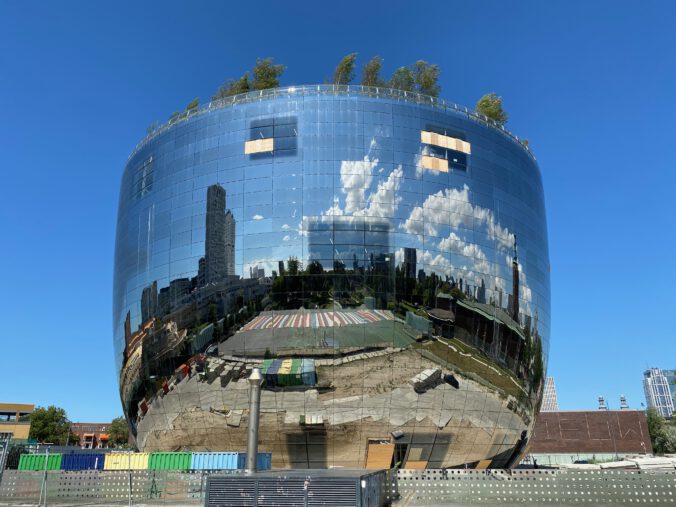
[282,235,291,242]
[401,184,514,252]
[353,166,404,219]
[340,156,378,214]
[252,214,264,221]
[324,197,344,217]
[281,224,290,230]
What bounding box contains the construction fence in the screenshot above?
[0,468,674,506]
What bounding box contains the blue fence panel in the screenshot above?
[190,452,239,470]
[61,453,105,470]
[265,360,282,387]
[301,358,317,385]
[237,453,272,470]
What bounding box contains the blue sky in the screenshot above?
[0,1,674,422]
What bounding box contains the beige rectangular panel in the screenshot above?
[405,460,428,469]
[476,459,493,469]
[420,130,471,154]
[365,443,395,469]
[420,130,433,145]
[244,138,274,154]
[421,155,449,173]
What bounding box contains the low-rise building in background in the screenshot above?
[70,423,111,449]
[0,403,34,441]
[527,409,652,466]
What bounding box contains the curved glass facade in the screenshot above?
[114,86,550,469]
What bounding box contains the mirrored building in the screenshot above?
[114,86,551,469]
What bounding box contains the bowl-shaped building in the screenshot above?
[113,85,550,469]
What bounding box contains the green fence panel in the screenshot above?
[148,452,191,470]
[18,453,62,471]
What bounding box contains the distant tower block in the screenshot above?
[598,396,608,410]
[643,368,675,419]
[620,395,629,410]
[541,377,559,412]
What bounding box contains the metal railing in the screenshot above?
[127,84,535,164]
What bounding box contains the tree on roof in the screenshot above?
[333,53,358,85]
[252,57,286,90]
[476,92,508,125]
[414,60,440,97]
[361,56,385,87]
[186,97,199,111]
[213,72,252,100]
[389,66,415,92]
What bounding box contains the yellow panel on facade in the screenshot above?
[104,452,150,470]
[405,460,428,469]
[244,138,274,154]
[421,155,448,173]
[365,443,394,469]
[420,130,471,154]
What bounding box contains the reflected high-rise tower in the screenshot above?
[205,184,235,282]
[224,208,235,276]
[140,281,158,323]
[403,247,417,280]
[511,237,520,322]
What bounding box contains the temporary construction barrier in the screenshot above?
[276,359,292,386]
[236,452,272,471]
[61,453,105,471]
[262,358,316,387]
[18,454,62,471]
[148,452,191,470]
[190,452,239,470]
[288,358,303,386]
[300,358,317,385]
[103,452,149,470]
[263,359,281,387]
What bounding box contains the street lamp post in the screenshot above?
[245,368,263,473]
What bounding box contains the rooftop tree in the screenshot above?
[361,56,385,87]
[476,92,508,125]
[213,72,252,100]
[252,57,286,90]
[414,60,440,97]
[333,53,358,85]
[186,97,199,111]
[389,66,415,92]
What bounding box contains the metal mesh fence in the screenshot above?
[396,468,676,505]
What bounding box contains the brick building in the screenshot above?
[526,410,652,466]
[70,423,111,449]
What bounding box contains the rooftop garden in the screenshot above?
[138,54,528,158]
